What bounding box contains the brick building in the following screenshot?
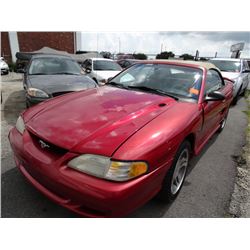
[1,32,81,63]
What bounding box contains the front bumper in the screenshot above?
[9,127,165,217]
[1,68,9,74]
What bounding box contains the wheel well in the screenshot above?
[184,133,195,154]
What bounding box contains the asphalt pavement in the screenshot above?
[1,73,248,217]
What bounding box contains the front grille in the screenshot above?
[52,91,73,97]
[28,131,68,156]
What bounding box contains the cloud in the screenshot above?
[81,32,250,58]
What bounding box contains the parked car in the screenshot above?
[9,60,233,217]
[0,57,9,75]
[23,54,97,107]
[81,58,122,85]
[247,59,250,68]
[117,59,140,69]
[209,58,250,104]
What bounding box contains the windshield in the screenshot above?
[210,60,241,72]
[110,63,203,101]
[93,60,121,71]
[28,57,82,75]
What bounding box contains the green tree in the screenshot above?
[156,51,175,59]
[199,57,208,61]
[180,54,194,60]
[133,53,148,60]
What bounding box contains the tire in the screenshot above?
[217,112,228,133]
[157,141,191,202]
[240,86,247,96]
[232,86,242,105]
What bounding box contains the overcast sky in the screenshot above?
[81,31,250,58]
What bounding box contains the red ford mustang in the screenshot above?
[9,60,233,217]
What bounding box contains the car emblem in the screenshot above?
[39,140,50,149]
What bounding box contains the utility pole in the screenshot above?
[96,33,99,52]
[118,37,121,53]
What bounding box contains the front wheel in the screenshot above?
[217,112,228,133]
[157,141,190,202]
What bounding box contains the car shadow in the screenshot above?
[128,132,220,218]
[1,167,78,218]
[2,90,26,126]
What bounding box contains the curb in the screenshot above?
[228,93,250,217]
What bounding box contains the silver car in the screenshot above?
[209,58,250,105]
[0,57,9,75]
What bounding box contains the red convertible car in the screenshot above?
[9,60,233,217]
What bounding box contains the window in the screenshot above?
[205,69,224,94]
[111,63,203,101]
[209,60,241,72]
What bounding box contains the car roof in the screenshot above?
[140,59,219,71]
[31,54,72,59]
[90,58,114,61]
[210,57,242,62]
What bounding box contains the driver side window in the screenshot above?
[205,69,224,94]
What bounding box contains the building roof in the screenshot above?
[16,47,103,62]
[31,54,72,59]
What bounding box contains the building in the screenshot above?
[1,32,82,63]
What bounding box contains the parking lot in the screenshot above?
[1,72,248,217]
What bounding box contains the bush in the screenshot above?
[156,51,175,59]
[8,63,17,72]
[180,54,194,60]
[133,53,148,60]
[199,57,208,61]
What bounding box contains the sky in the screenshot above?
[81,31,250,58]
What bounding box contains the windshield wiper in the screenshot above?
[54,72,80,75]
[127,85,179,100]
[29,73,48,75]
[108,81,129,89]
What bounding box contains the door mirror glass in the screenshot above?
[204,91,225,102]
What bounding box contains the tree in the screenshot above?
[133,53,148,60]
[199,57,208,61]
[180,54,194,60]
[100,51,112,59]
[156,51,175,59]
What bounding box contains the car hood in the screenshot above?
[25,86,176,156]
[221,72,240,81]
[93,70,121,80]
[28,74,96,94]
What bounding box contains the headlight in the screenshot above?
[16,116,25,134]
[27,88,49,98]
[68,154,148,181]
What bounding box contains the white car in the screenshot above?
[0,57,9,75]
[82,58,122,85]
[209,58,250,104]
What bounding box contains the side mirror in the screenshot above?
[204,91,225,102]
[107,77,113,83]
[242,69,250,73]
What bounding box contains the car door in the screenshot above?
[201,69,227,140]
[242,60,250,90]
